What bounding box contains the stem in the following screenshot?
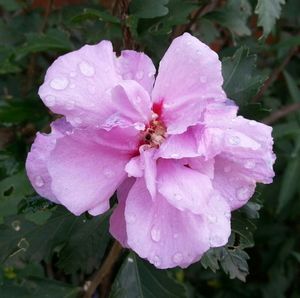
[262,102,300,125]
[83,241,123,298]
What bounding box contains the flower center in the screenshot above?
[142,117,167,148]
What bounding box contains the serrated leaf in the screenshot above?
[110,253,187,298]
[255,0,286,38]
[70,8,120,24]
[222,47,266,105]
[208,0,252,37]
[130,0,169,19]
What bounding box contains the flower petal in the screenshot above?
[39,40,121,128]
[157,159,213,214]
[117,50,156,94]
[28,125,132,215]
[152,33,226,134]
[26,118,72,204]
[109,178,135,247]
[124,178,211,269]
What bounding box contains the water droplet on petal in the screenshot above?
[136,70,144,80]
[18,238,29,251]
[224,166,231,173]
[153,255,161,267]
[228,135,240,145]
[45,95,56,106]
[66,100,75,110]
[133,122,145,131]
[148,72,154,78]
[248,120,257,126]
[173,252,183,264]
[173,193,183,201]
[35,176,44,187]
[244,160,255,169]
[70,72,76,77]
[126,213,136,224]
[70,83,76,89]
[208,214,217,223]
[103,168,115,178]
[152,113,158,120]
[237,186,250,201]
[135,96,142,103]
[150,227,161,242]
[173,233,179,239]
[79,61,95,77]
[74,117,82,125]
[200,76,207,83]
[171,153,180,159]
[128,257,134,263]
[224,211,231,219]
[12,220,21,231]
[50,77,69,90]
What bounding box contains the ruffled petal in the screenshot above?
[39,41,121,127]
[26,118,72,204]
[117,50,156,94]
[124,179,210,269]
[109,178,135,247]
[152,33,226,134]
[157,159,213,214]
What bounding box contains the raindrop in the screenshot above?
[150,227,161,242]
[173,193,183,201]
[45,95,56,107]
[133,122,145,131]
[173,252,183,264]
[136,70,144,80]
[228,135,240,145]
[236,187,249,201]
[18,238,29,251]
[50,77,69,90]
[153,255,161,267]
[103,168,115,178]
[126,213,136,224]
[11,220,21,231]
[244,160,255,169]
[224,211,231,219]
[79,61,95,77]
[34,176,44,187]
[171,153,179,159]
[152,113,158,120]
[148,72,154,78]
[128,257,134,263]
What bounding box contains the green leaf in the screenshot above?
[130,0,169,19]
[255,0,286,38]
[0,0,23,11]
[70,8,120,24]
[222,47,266,105]
[1,277,81,298]
[15,30,73,60]
[0,47,21,74]
[110,253,187,298]
[207,0,252,37]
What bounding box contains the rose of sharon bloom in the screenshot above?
[26,33,275,269]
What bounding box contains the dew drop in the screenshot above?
[148,72,154,78]
[224,211,231,219]
[126,213,136,224]
[79,61,95,77]
[173,193,183,201]
[11,220,21,231]
[200,76,207,83]
[18,238,29,251]
[150,227,161,242]
[236,187,249,201]
[133,122,145,131]
[171,153,180,158]
[128,257,134,263]
[153,255,161,267]
[35,176,44,187]
[228,135,240,145]
[224,166,231,173]
[50,77,69,90]
[103,168,115,178]
[152,113,158,120]
[173,252,183,264]
[135,96,142,103]
[45,95,56,107]
[136,70,144,80]
[244,160,255,169]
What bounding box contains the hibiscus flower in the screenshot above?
[26,33,275,268]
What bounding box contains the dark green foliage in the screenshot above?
[0,0,299,297]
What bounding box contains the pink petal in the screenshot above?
[109,178,135,247]
[124,179,211,269]
[39,41,121,128]
[152,33,226,134]
[117,50,156,94]
[28,126,132,215]
[157,159,213,214]
[26,118,72,204]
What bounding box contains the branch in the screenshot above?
[83,241,123,298]
[262,102,300,125]
[252,47,298,102]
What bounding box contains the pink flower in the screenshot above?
[26,33,275,269]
